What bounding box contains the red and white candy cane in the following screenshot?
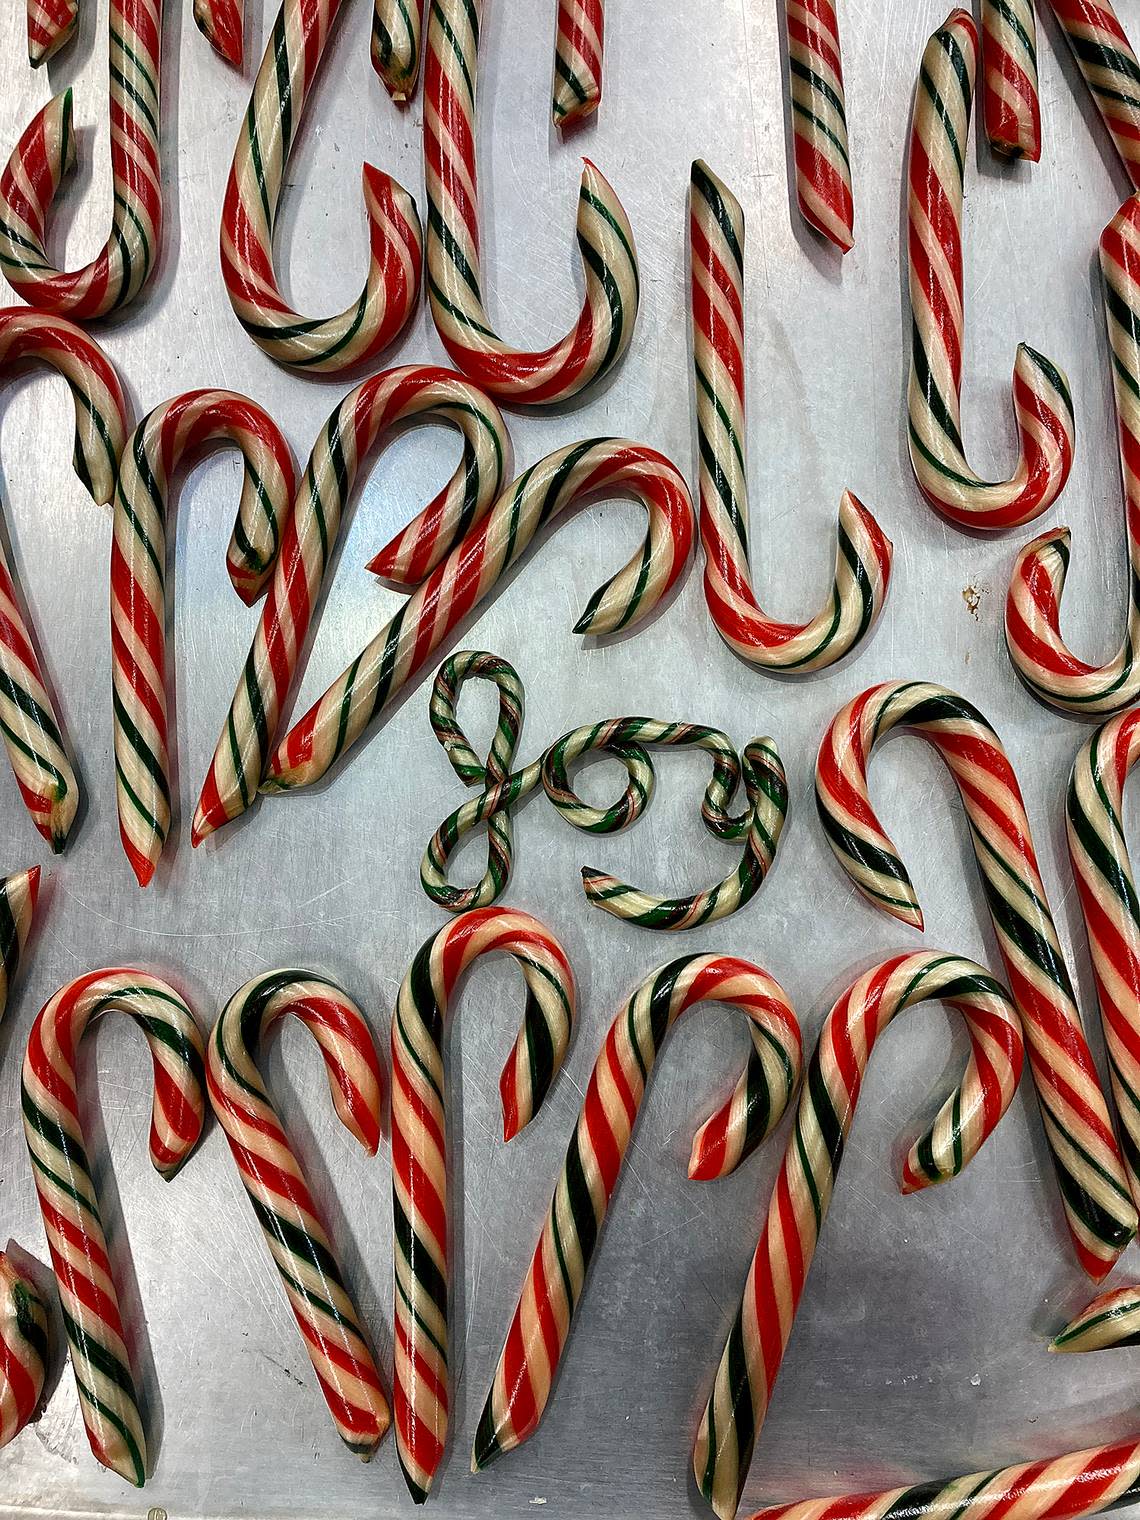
[907,10,1074,529]
[553,0,604,127]
[424,0,638,404]
[1007,191,1140,714]
[208,970,389,1457]
[0,1252,48,1450]
[473,953,802,1474]
[221,0,422,372]
[191,366,511,845]
[693,952,1024,1520]
[690,160,891,672]
[391,908,574,1501]
[1048,0,1140,190]
[26,0,76,65]
[0,310,128,851]
[0,0,162,317]
[371,0,424,100]
[981,0,1042,160]
[110,391,297,887]
[22,969,206,1486]
[0,866,40,1019]
[194,0,243,66]
[783,0,854,253]
[261,439,694,796]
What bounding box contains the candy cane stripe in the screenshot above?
[1048,0,1140,189]
[981,0,1042,160]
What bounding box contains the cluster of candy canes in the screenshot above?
[261,440,694,795]
[474,952,803,1473]
[0,1253,48,1451]
[207,970,390,1456]
[693,951,1024,1520]
[22,970,206,1485]
[0,0,162,316]
[390,908,575,1500]
[1007,191,1140,713]
[1049,0,1140,190]
[26,0,75,65]
[552,0,604,127]
[814,680,1136,1279]
[192,366,510,845]
[1051,1283,1140,1350]
[221,0,422,372]
[0,866,40,1017]
[0,310,127,851]
[423,0,637,403]
[111,390,297,886]
[689,159,891,671]
[906,10,1074,529]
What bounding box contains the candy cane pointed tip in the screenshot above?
[193,0,244,67]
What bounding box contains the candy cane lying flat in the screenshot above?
[0,310,128,851]
[816,680,1136,1279]
[783,0,854,253]
[1007,192,1140,714]
[424,0,638,404]
[391,908,574,1500]
[981,0,1042,160]
[372,0,423,100]
[221,0,422,373]
[694,951,1024,1520]
[553,0,604,128]
[907,10,1074,529]
[746,1439,1140,1520]
[26,0,76,65]
[0,867,40,1018]
[1048,0,1140,189]
[208,970,389,1456]
[261,440,694,795]
[111,391,297,887]
[1051,1283,1140,1350]
[0,1253,48,1450]
[194,0,243,66]
[690,160,891,671]
[191,367,509,845]
[0,0,161,316]
[23,969,206,1485]
[473,953,802,1474]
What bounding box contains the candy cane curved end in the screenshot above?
[472,952,801,1474]
[553,0,604,129]
[26,0,77,66]
[0,1252,49,1449]
[23,969,207,1484]
[1050,1283,1140,1351]
[207,970,388,1454]
[194,0,243,66]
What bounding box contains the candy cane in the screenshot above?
[0,0,162,317]
[111,390,297,887]
[746,1439,1140,1520]
[1051,1283,1140,1350]
[1047,0,1140,189]
[690,159,891,671]
[694,951,1024,1520]
[372,0,423,99]
[0,1253,48,1450]
[473,952,802,1474]
[907,10,1074,529]
[22,969,206,1486]
[261,439,694,795]
[815,680,1136,1279]
[207,970,389,1456]
[26,0,76,65]
[553,0,604,127]
[424,0,638,404]
[981,0,1042,159]
[0,867,40,1018]
[1007,192,1140,714]
[783,1,854,253]
[221,0,422,373]
[191,367,509,846]
[0,310,128,851]
[194,0,243,66]
[391,907,574,1500]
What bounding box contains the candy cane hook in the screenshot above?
[190,366,510,846]
[0,0,162,317]
[208,970,389,1457]
[907,10,1074,529]
[1007,192,1140,713]
[391,907,575,1500]
[473,952,802,1473]
[0,310,128,851]
[221,0,423,373]
[690,160,891,672]
[111,390,297,887]
[22,969,206,1485]
[694,951,1024,1520]
[816,680,1135,1278]
[424,0,638,405]
[261,439,694,796]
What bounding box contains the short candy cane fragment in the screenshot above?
[0,310,128,851]
[372,0,424,99]
[0,1253,48,1449]
[907,10,1074,529]
[221,0,422,372]
[981,0,1042,160]
[694,951,1024,1520]
[26,0,76,65]
[111,390,296,887]
[1007,191,1140,714]
[207,970,389,1456]
[22,969,207,1485]
[261,439,694,796]
[1048,0,1140,190]
[553,0,604,128]
[0,0,162,317]
[473,953,801,1473]
[424,0,638,404]
[0,867,40,1018]
[194,0,243,66]
[391,908,575,1500]
[1051,1283,1140,1350]
[816,680,1136,1279]
[192,367,509,845]
[782,0,854,253]
[690,160,891,671]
